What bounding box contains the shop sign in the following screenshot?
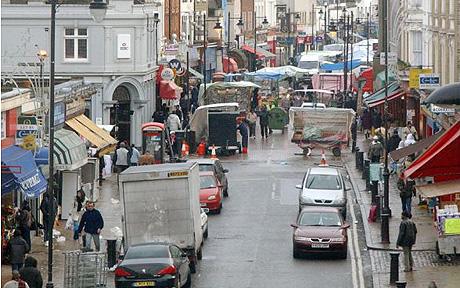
[168,59,186,76]
[430,104,455,114]
[117,34,131,59]
[409,68,433,89]
[65,97,86,119]
[16,116,38,150]
[161,68,175,81]
[379,52,397,65]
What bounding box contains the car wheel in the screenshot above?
[204,228,208,239]
[189,260,196,274]
[216,204,222,214]
[197,247,203,260]
[183,272,192,288]
[293,248,301,259]
[332,147,341,157]
[339,247,348,259]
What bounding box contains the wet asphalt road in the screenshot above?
[191,131,356,288]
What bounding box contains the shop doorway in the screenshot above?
[110,85,131,143]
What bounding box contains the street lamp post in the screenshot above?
[226,12,244,73]
[45,1,107,287]
[252,12,268,72]
[201,14,222,99]
[381,0,390,244]
[154,14,160,66]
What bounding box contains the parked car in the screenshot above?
[201,208,209,239]
[115,242,192,288]
[190,158,229,197]
[291,206,350,259]
[296,167,349,218]
[199,172,223,214]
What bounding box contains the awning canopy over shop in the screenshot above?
[367,90,405,108]
[159,80,183,100]
[65,114,117,156]
[404,121,460,182]
[223,57,238,73]
[1,146,47,198]
[389,132,443,161]
[416,180,460,198]
[54,129,88,171]
[241,45,276,59]
[363,82,400,105]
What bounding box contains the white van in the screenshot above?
[297,54,324,74]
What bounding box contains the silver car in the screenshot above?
[296,167,350,218]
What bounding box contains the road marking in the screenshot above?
[348,189,366,288]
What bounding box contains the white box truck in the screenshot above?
[118,162,203,273]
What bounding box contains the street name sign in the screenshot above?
[419,74,440,89]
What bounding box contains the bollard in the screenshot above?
[390,251,400,284]
[357,151,364,170]
[395,281,407,288]
[107,239,117,268]
[371,180,379,205]
[363,159,370,180]
[355,147,360,169]
[381,213,390,244]
[376,195,382,220]
[365,160,371,191]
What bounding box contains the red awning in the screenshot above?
[223,57,238,73]
[241,45,265,59]
[404,121,460,182]
[368,91,405,108]
[159,80,182,100]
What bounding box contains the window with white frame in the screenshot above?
[1,112,6,140]
[64,28,88,60]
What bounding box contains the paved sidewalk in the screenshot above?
[345,132,460,288]
[1,176,121,287]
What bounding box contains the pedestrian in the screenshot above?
[251,88,259,110]
[404,133,416,147]
[368,136,384,163]
[387,129,401,153]
[169,131,179,157]
[75,189,86,213]
[78,201,104,252]
[19,256,42,288]
[3,270,29,288]
[191,85,199,112]
[14,201,32,249]
[403,121,418,141]
[371,110,382,130]
[130,144,140,166]
[398,177,415,214]
[167,111,181,132]
[396,211,417,272]
[247,109,258,139]
[152,110,165,123]
[174,105,183,122]
[139,150,156,165]
[236,117,249,153]
[361,109,372,139]
[258,105,269,139]
[39,193,57,247]
[6,230,29,272]
[113,142,129,173]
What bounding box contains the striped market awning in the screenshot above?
[54,129,88,171]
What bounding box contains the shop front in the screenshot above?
[363,82,407,126]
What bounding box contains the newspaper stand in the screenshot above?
[64,250,107,287]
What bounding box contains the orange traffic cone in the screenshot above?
[181,141,189,158]
[210,145,217,159]
[319,149,328,166]
[197,140,206,156]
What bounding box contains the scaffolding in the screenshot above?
[63,250,108,288]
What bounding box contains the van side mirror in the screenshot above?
[223,169,229,173]
[296,184,302,189]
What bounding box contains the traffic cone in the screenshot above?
[319,149,328,166]
[210,145,217,159]
[197,140,206,156]
[181,141,189,159]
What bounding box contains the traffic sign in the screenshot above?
[380,52,397,65]
[160,68,175,81]
[409,68,433,88]
[419,74,440,89]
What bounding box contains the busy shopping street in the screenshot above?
[2,0,460,288]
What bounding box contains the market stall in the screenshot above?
[198,81,260,111]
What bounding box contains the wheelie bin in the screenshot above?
[268,107,288,133]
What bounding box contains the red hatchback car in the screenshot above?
[199,172,223,214]
[291,206,350,259]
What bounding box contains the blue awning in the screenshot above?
[1,146,48,198]
[320,59,361,71]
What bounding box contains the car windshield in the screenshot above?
[305,174,342,190]
[199,164,214,172]
[125,245,169,259]
[299,212,342,226]
[200,175,217,189]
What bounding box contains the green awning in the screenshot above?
[374,70,397,90]
[54,129,88,170]
[364,82,400,105]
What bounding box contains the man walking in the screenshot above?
[78,201,104,252]
[368,136,384,163]
[39,193,57,247]
[19,256,43,288]
[397,211,417,272]
[258,106,269,139]
[113,142,129,172]
[398,177,415,214]
[7,230,29,271]
[130,144,140,166]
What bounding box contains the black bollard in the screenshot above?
[390,251,400,284]
[371,180,379,205]
[376,195,382,220]
[365,160,371,191]
[355,147,360,169]
[395,281,407,288]
[363,159,370,180]
[381,213,390,244]
[357,151,364,170]
[107,239,117,268]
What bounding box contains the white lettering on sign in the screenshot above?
[430,104,455,114]
[117,34,131,59]
[16,124,38,131]
[20,174,40,190]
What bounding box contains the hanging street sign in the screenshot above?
[16,116,39,150]
[409,68,433,88]
[419,74,440,89]
[379,52,397,65]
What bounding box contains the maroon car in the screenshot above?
[291,206,350,259]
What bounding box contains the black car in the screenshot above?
[115,242,191,288]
